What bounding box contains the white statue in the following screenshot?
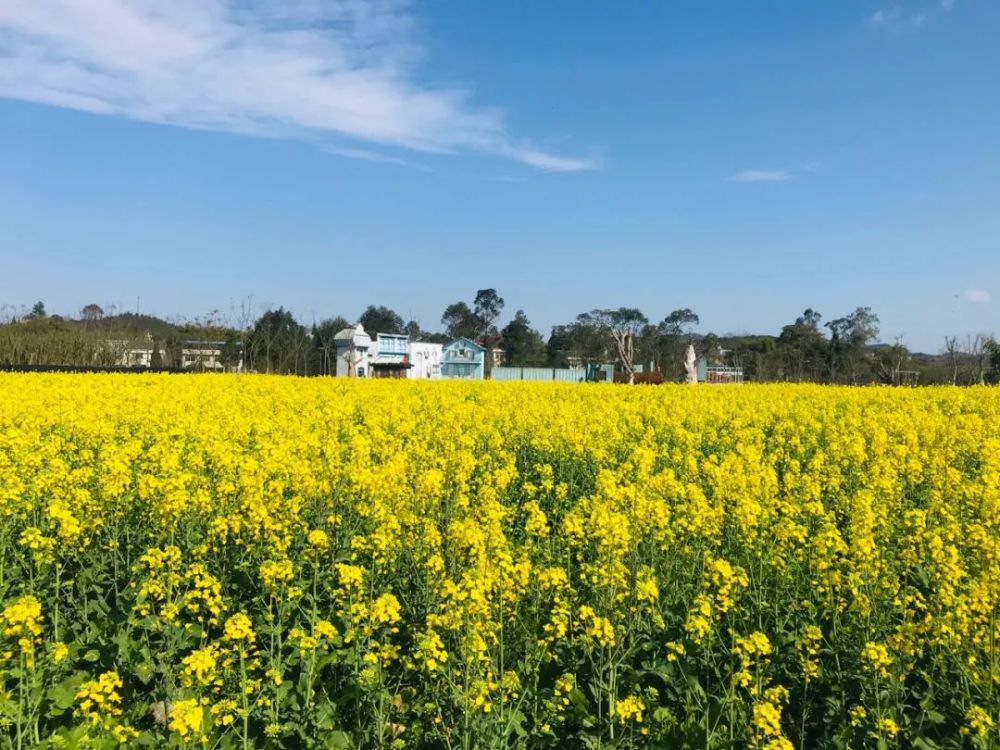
[684,343,697,384]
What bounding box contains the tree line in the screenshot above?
[2,296,998,384]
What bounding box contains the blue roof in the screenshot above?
[443,336,485,352]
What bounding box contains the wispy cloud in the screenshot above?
[869,1,952,32]
[869,6,923,30]
[323,145,432,172]
[963,288,991,304]
[0,0,596,172]
[726,168,794,183]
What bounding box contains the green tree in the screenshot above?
[219,333,243,372]
[358,305,404,335]
[473,289,505,341]
[826,307,880,383]
[657,308,700,377]
[775,309,828,381]
[28,301,46,319]
[248,308,308,374]
[499,310,546,367]
[313,317,350,376]
[150,339,164,369]
[698,332,722,363]
[658,308,700,337]
[986,337,1000,384]
[547,318,609,368]
[80,304,104,322]
[725,335,776,381]
[403,320,423,340]
[441,302,480,340]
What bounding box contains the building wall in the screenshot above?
[441,339,484,380]
[441,362,483,379]
[408,343,442,379]
[376,334,409,357]
[182,349,224,370]
[335,344,369,377]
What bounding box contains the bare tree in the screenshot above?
[339,335,367,377]
[874,336,909,385]
[962,334,989,385]
[943,336,960,385]
[580,308,648,384]
[229,296,255,373]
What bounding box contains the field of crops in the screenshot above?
[0,374,998,749]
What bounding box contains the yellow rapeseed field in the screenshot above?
[0,374,998,749]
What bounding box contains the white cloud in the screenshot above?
[726,169,794,183]
[322,145,432,172]
[0,0,595,171]
[870,2,951,31]
[870,6,903,29]
[963,289,991,304]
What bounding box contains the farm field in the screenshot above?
[0,375,998,749]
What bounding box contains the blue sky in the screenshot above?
[1,0,997,351]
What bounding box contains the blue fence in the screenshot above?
[491,366,589,383]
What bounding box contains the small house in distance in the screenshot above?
[696,358,744,384]
[408,342,442,379]
[441,337,485,379]
[370,333,412,378]
[334,324,371,377]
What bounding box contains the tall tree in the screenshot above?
[960,334,989,386]
[943,336,961,385]
[441,302,480,340]
[658,308,700,337]
[358,305,404,335]
[248,308,307,374]
[81,304,104,322]
[500,310,546,367]
[403,320,423,340]
[986,337,1000,384]
[826,307,880,383]
[579,308,648,384]
[219,333,242,372]
[776,309,827,381]
[547,319,608,368]
[473,289,505,376]
[150,338,164,369]
[473,289,505,339]
[657,308,700,377]
[28,301,46,319]
[796,308,822,331]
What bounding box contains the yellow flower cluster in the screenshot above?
[0,374,997,748]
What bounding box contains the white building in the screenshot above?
[334,324,372,377]
[407,342,442,379]
[181,341,232,371]
[117,337,241,371]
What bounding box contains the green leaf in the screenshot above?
[324,730,352,749]
[46,675,83,716]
